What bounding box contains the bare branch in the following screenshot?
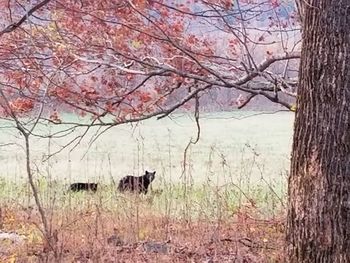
[0,0,53,37]
[236,51,301,85]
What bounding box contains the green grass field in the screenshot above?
[0,111,294,184]
[0,111,294,211]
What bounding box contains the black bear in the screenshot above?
[69,183,98,192]
[118,171,156,194]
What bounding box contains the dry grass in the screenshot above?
[0,194,286,262]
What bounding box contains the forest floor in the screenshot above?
[0,199,285,262]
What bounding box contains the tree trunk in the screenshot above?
[287,1,350,262]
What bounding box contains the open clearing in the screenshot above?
[0,111,293,262]
[0,111,293,184]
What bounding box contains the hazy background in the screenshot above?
[0,111,294,190]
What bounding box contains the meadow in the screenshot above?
[0,111,294,262]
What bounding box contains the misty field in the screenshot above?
[0,111,293,182]
[0,111,294,262]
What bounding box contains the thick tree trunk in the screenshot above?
[287,1,350,262]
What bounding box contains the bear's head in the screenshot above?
[145,170,156,182]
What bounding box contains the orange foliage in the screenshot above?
[0,0,298,120]
[9,98,34,113]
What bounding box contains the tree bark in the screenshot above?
[287,1,350,262]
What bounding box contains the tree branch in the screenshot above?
[0,0,52,37]
[236,51,301,85]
